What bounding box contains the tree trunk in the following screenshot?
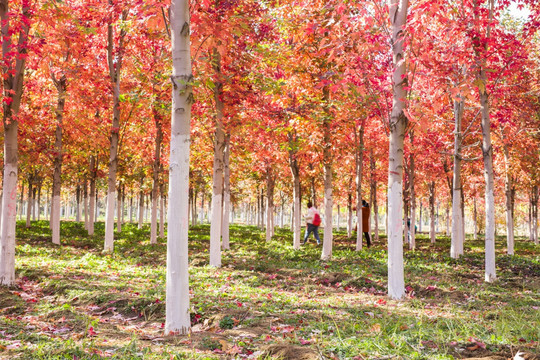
[31,187,37,220]
[159,185,165,238]
[138,185,144,229]
[26,178,33,228]
[321,88,333,261]
[289,132,302,249]
[222,134,231,249]
[75,185,81,222]
[408,133,416,250]
[192,189,198,226]
[0,0,30,285]
[429,181,436,244]
[209,48,225,268]
[18,181,24,221]
[104,11,128,253]
[52,74,66,245]
[347,190,353,238]
[502,143,514,255]
[356,122,365,251]
[116,186,122,233]
[532,186,539,245]
[370,151,379,242]
[387,0,408,300]
[473,197,478,240]
[165,0,192,334]
[88,156,96,235]
[451,97,464,258]
[151,106,163,244]
[473,0,496,282]
[0,120,19,285]
[265,169,275,243]
[83,180,88,229]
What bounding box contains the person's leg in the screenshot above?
[303,225,311,244]
[364,232,371,247]
[314,226,321,244]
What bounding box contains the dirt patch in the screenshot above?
[414,287,469,304]
[262,343,320,360]
[449,343,540,359]
[0,287,27,315]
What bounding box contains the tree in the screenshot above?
[165,0,191,334]
[0,0,31,286]
[387,0,409,300]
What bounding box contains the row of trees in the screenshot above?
[0,0,539,333]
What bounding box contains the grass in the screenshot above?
[0,220,539,359]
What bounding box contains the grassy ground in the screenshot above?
[0,220,539,360]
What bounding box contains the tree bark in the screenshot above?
[347,189,353,238]
[222,134,231,249]
[88,156,96,235]
[151,104,164,245]
[356,121,365,251]
[473,0,496,282]
[165,0,192,334]
[83,179,88,229]
[104,9,128,253]
[75,185,81,222]
[502,142,514,255]
[321,88,333,261]
[265,168,275,243]
[51,73,67,244]
[0,0,30,285]
[26,177,32,228]
[451,96,464,258]
[429,181,436,244]
[159,185,165,238]
[138,191,144,228]
[116,186,122,233]
[288,131,302,249]
[387,0,408,300]
[209,48,225,268]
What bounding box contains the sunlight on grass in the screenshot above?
[0,221,538,359]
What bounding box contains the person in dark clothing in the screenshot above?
[362,199,371,247]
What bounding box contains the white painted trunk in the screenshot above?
[26,184,32,228]
[83,190,88,230]
[88,179,95,236]
[321,176,333,260]
[150,193,158,244]
[451,96,464,258]
[104,190,116,252]
[165,0,192,334]
[0,161,18,286]
[116,195,122,233]
[52,195,61,245]
[129,197,133,223]
[503,145,514,255]
[451,190,463,258]
[347,205,353,238]
[410,204,416,250]
[293,185,301,249]
[160,194,165,238]
[387,0,408,300]
[480,84,496,283]
[222,136,231,250]
[138,193,144,229]
[356,129,364,251]
[473,198,478,240]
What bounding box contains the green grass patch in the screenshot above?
[0,220,538,359]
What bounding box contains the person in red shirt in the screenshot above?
[302,201,321,245]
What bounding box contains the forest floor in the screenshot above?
[0,221,539,360]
